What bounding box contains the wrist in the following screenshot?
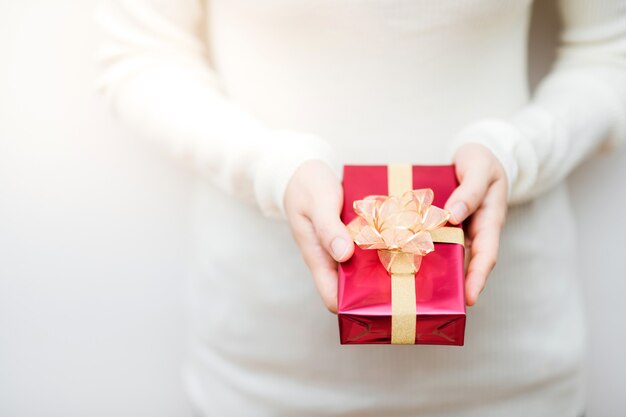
[255,130,339,220]
[448,119,523,202]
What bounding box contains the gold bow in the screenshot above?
[346,164,464,344]
[347,189,450,275]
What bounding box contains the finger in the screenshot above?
[290,214,340,313]
[464,225,500,306]
[464,181,507,305]
[444,167,491,225]
[309,197,355,263]
[466,180,507,237]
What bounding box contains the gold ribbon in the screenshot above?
[347,164,465,344]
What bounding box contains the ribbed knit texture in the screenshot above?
[97,0,626,415]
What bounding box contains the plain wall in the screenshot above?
[0,1,624,416]
[0,1,193,416]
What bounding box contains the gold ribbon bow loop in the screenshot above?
[347,189,451,274]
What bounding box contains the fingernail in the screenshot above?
[451,202,468,223]
[331,237,348,261]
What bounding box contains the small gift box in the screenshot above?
[338,165,466,345]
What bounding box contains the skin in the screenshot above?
[284,143,509,313]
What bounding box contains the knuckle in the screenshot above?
[314,218,331,235]
[487,256,497,270]
[465,189,483,208]
[291,223,310,242]
[494,210,507,228]
[313,215,343,240]
[467,187,482,200]
[488,163,501,182]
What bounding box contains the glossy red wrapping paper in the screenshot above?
[338,165,466,345]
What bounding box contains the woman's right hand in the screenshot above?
[284,160,355,314]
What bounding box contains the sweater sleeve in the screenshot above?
[446,0,626,204]
[94,0,340,220]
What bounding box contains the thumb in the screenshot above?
[311,208,355,262]
[444,168,490,225]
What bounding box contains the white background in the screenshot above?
[0,1,624,416]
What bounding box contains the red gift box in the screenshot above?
[338,165,466,345]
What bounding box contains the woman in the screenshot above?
[96,0,626,415]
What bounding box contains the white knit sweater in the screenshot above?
[96,0,626,416]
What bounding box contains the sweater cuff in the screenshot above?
[254,130,341,220]
[447,118,527,202]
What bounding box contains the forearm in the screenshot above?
[96,0,338,219]
[447,0,626,204]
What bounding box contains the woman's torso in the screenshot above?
[206,0,532,164]
[185,1,586,415]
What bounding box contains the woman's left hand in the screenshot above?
[444,143,509,306]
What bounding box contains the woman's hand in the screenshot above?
[444,143,509,306]
[284,160,354,313]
